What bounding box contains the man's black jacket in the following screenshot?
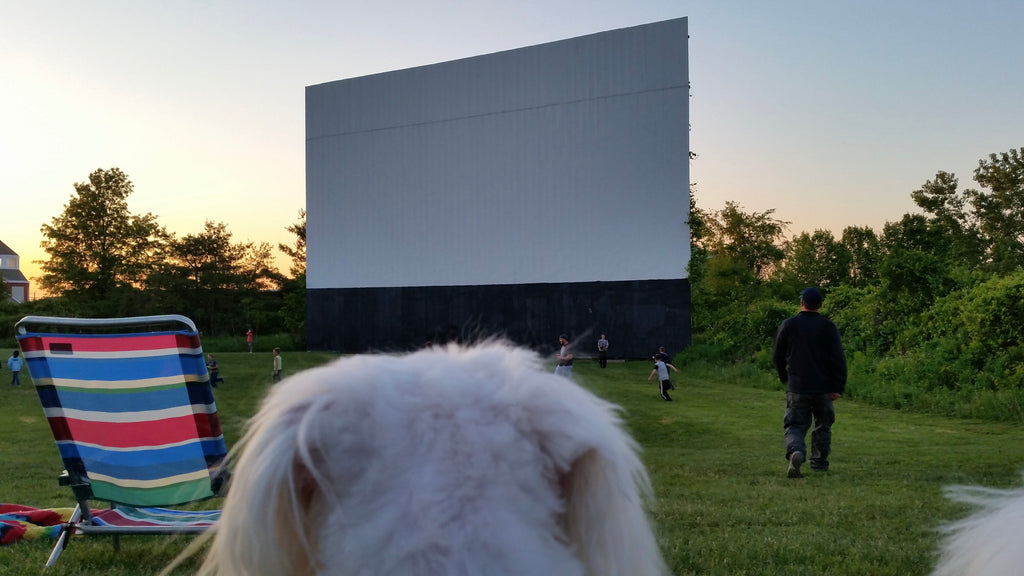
[772,311,847,395]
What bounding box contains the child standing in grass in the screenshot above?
[7,350,22,387]
[648,357,679,401]
[272,348,282,383]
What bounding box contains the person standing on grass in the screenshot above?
[7,350,23,387]
[654,346,670,363]
[772,287,847,479]
[597,334,609,368]
[206,354,224,387]
[246,329,254,353]
[272,348,282,383]
[554,334,574,380]
[647,357,679,401]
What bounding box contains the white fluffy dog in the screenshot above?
[196,343,668,576]
[931,476,1024,576]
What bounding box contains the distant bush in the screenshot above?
[200,332,305,353]
[686,298,793,364]
[685,272,1024,422]
[822,272,1024,421]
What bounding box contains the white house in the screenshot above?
[0,240,30,303]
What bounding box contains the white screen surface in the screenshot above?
[306,18,689,289]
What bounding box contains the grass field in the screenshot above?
[2,351,1023,575]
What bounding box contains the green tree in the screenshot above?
[686,196,712,286]
[237,241,284,291]
[879,213,948,254]
[779,229,852,289]
[907,149,1024,273]
[968,148,1024,272]
[840,225,883,287]
[278,209,307,348]
[704,201,788,281]
[148,221,282,335]
[167,222,243,287]
[689,200,788,357]
[38,168,166,311]
[911,170,984,268]
[278,209,306,278]
[870,215,958,352]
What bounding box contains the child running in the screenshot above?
[647,357,680,401]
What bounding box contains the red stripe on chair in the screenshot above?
[47,417,74,442]
[17,336,45,352]
[192,412,223,439]
[23,334,202,354]
[63,415,202,448]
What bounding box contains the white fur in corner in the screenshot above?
[198,343,668,576]
[932,475,1024,576]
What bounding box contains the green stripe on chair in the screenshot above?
[91,478,215,507]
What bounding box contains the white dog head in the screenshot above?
[197,342,667,576]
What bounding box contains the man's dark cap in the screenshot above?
[800,287,824,308]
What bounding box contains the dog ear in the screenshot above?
[198,398,326,576]
[537,392,669,576]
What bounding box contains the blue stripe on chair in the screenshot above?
[39,386,217,415]
[48,387,199,414]
[87,459,210,483]
[36,385,59,409]
[58,441,209,468]
[185,382,215,405]
[178,354,208,375]
[37,354,206,382]
[26,357,53,380]
[129,507,222,519]
[200,439,228,458]
[58,444,209,482]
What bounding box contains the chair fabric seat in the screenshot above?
[83,506,221,532]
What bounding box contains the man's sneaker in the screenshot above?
[661,393,672,401]
[788,452,804,479]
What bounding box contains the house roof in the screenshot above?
[0,240,17,256]
[2,269,28,284]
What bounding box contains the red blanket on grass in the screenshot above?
[0,503,221,546]
[0,504,70,545]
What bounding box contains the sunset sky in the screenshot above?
[2,0,1022,297]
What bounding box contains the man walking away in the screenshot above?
[772,287,847,478]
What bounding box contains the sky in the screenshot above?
[2,0,1023,296]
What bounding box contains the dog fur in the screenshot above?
[931,475,1024,576]
[196,342,668,576]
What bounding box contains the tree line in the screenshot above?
[686,147,1024,421]
[1,168,306,345]
[5,149,1024,420]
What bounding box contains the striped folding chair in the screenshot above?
[14,315,229,568]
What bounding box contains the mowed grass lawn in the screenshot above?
[2,351,1023,575]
